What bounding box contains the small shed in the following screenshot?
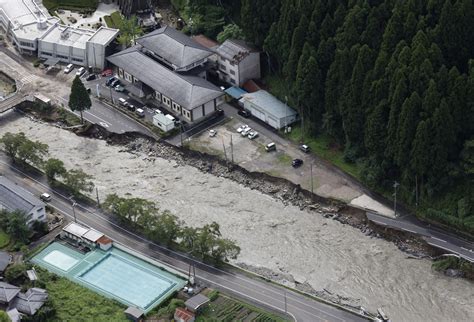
[239,90,298,130]
[184,294,210,313]
[61,222,89,242]
[0,251,10,273]
[153,113,175,132]
[174,307,195,322]
[124,306,145,322]
[97,235,113,251]
[82,229,104,247]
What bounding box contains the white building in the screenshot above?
[215,39,261,86]
[61,222,112,250]
[0,176,46,226]
[0,0,118,69]
[239,90,298,130]
[153,113,175,132]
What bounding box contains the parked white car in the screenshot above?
[64,63,74,74]
[241,127,252,137]
[75,67,85,76]
[237,124,249,133]
[248,131,259,140]
[209,129,217,137]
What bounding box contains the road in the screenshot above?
[367,213,474,262]
[0,156,368,322]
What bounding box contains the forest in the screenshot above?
[172,0,474,233]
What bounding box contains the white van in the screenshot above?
[118,98,127,106]
[64,64,74,74]
[135,108,145,117]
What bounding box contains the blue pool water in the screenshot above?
[79,254,176,309]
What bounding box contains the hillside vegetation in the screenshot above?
[176,0,474,234]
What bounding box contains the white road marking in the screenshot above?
[431,237,447,243]
[0,160,354,322]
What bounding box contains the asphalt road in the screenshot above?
[367,213,474,262]
[0,156,368,322]
[220,103,474,262]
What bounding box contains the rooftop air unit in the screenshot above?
[37,18,47,30]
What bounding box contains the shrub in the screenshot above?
[5,263,27,283]
[208,290,219,301]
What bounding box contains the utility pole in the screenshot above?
[393,181,400,217]
[285,96,288,129]
[222,137,228,164]
[230,134,234,164]
[72,201,77,223]
[96,187,100,207]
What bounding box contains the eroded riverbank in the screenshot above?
[0,114,473,321]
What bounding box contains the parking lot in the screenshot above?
[188,117,362,202]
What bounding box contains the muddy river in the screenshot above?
[0,115,472,321]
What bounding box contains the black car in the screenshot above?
[238,109,251,118]
[105,76,117,86]
[110,79,121,87]
[86,74,96,81]
[292,158,303,167]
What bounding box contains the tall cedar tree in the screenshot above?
[69,76,91,124]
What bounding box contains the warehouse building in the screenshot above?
[239,90,298,130]
[0,0,118,69]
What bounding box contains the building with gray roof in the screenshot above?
[137,26,213,71]
[107,45,224,123]
[0,282,20,304]
[11,288,48,315]
[0,0,118,69]
[215,39,261,86]
[0,176,46,226]
[239,90,298,130]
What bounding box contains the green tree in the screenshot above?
[210,238,241,263]
[0,132,48,166]
[117,15,143,47]
[147,211,182,246]
[5,210,30,244]
[0,132,26,161]
[216,24,244,43]
[5,263,27,283]
[64,169,94,199]
[0,310,10,322]
[396,92,422,168]
[44,158,67,183]
[103,194,158,226]
[68,76,91,124]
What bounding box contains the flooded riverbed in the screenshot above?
[1,116,472,321]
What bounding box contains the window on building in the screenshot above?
[124,72,133,82]
[230,79,236,84]
[219,64,226,71]
[72,57,83,62]
[155,91,161,101]
[57,54,68,59]
[20,41,34,48]
[230,69,235,75]
[118,68,124,78]
[41,51,52,56]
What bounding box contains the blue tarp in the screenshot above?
[225,86,247,99]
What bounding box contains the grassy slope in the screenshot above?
[37,270,127,321]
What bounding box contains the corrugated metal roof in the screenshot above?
[137,26,212,70]
[63,222,89,237]
[82,229,103,242]
[240,90,297,119]
[107,47,223,109]
[0,176,44,214]
[216,39,256,63]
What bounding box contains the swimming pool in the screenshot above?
[31,242,186,312]
[79,253,177,309]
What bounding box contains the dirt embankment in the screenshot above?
[78,122,435,260]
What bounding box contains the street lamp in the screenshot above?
[393,181,400,217]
